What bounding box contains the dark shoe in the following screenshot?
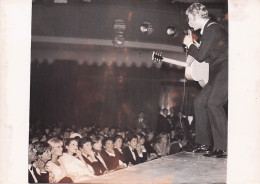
[203,149,227,158]
[192,144,212,153]
[213,150,227,158]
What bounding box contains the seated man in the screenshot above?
[122,133,145,166]
[29,141,51,183]
[28,143,38,183]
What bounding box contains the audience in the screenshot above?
[28,114,195,183]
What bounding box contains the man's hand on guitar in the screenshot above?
[183,30,193,49]
[193,40,200,48]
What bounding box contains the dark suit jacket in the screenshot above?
[28,166,49,183]
[188,19,228,82]
[122,146,144,165]
[157,114,171,133]
[135,118,149,131]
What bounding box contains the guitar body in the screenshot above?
[152,51,209,88]
[185,55,209,88]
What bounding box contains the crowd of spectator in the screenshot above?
[29,110,195,183]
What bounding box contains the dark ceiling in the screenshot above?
[31,0,228,67]
[32,0,228,47]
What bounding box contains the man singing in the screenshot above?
[183,3,228,158]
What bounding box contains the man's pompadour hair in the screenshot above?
[186,3,209,19]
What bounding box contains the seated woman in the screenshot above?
[58,138,95,183]
[78,137,108,176]
[113,134,126,163]
[153,132,170,157]
[136,133,148,162]
[100,137,127,171]
[46,138,73,183]
[144,130,159,159]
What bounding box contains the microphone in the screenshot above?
[188,29,192,37]
[185,29,193,50]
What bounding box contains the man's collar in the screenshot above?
[128,146,135,152]
[200,18,210,35]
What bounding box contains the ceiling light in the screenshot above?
[167,25,176,36]
[140,22,153,35]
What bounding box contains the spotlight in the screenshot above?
[140,25,148,33]
[112,35,124,47]
[140,22,153,35]
[167,25,176,36]
[113,19,126,48]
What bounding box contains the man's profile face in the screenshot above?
[187,13,200,31]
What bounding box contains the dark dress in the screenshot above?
[114,148,126,163]
[100,150,121,171]
[28,166,49,183]
[81,154,107,176]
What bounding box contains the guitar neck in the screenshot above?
[161,57,188,67]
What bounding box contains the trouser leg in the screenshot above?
[207,79,228,150]
[194,84,213,146]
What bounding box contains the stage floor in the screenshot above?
[86,151,227,184]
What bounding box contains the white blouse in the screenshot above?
[46,161,66,183]
[58,153,95,183]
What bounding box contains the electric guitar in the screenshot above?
[152,51,209,88]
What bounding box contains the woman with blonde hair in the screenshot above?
[46,138,73,183]
[153,132,170,157]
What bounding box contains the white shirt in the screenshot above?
[45,161,66,183]
[128,147,136,161]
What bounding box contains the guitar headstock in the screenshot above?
[152,51,163,64]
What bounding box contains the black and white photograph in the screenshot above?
[0,0,260,184]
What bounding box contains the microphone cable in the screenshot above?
[177,53,195,149]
